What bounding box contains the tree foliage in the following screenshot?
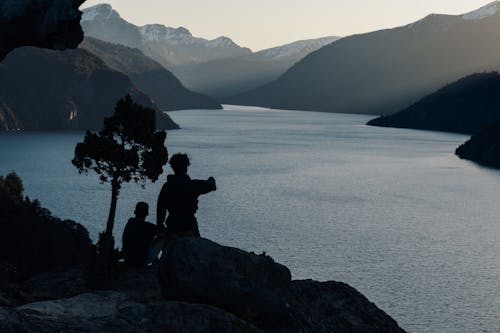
[0,172,24,203]
[72,95,168,270]
[72,95,168,190]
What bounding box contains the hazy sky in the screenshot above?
[81,0,494,51]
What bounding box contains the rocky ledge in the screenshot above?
[0,237,406,333]
[0,0,85,61]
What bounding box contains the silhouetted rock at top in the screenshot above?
[0,0,84,61]
[368,72,500,134]
[0,46,179,131]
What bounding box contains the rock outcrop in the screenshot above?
[160,237,291,327]
[0,236,407,332]
[160,237,406,333]
[0,0,84,61]
[0,291,262,333]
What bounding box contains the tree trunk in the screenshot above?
[93,180,120,285]
[103,180,119,266]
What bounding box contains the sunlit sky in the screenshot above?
[81,0,494,51]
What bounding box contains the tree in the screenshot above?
[72,95,168,269]
[0,172,24,202]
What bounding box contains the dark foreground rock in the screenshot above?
[0,291,261,333]
[161,237,292,327]
[281,280,403,333]
[0,175,92,278]
[160,237,406,333]
[0,200,406,333]
[0,0,84,61]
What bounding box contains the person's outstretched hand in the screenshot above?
[207,177,216,191]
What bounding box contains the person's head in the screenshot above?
[134,202,149,219]
[169,153,190,175]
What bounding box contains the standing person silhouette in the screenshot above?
[156,153,216,237]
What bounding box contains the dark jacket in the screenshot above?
[156,174,216,233]
[122,218,158,266]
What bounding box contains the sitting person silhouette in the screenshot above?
[156,153,216,237]
[122,202,158,266]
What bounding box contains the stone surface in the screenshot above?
[0,0,85,61]
[160,237,292,326]
[277,280,406,333]
[0,236,407,332]
[0,291,262,333]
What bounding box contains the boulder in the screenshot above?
[277,280,406,333]
[0,291,262,333]
[0,0,84,61]
[160,237,292,327]
[160,237,406,333]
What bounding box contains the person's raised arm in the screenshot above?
[191,177,216,195]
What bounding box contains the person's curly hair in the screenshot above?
[169,153,190,174]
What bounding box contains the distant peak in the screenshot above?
[139,24,194,43]
[209,36,236,47]
[81,3,119,22]
[463,1,499,20]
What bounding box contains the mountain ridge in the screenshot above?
[80,37,222,111]
[227,1,500,114]
[81,4,340,97]
[0,46,179,131]
[367,72,500,134]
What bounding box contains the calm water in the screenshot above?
[1,106,500,332]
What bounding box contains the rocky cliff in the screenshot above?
[0,236,406,332]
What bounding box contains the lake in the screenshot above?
[1,105,499,332]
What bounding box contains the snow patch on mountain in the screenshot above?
[139,25,194,43]
[257,36,340,59]
[463,1,499,20]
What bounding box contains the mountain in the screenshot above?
[81,4,251,69]
[228,1,500,115]
[80,37,222,110]
[367,72,500,134]
[177,36,340,97]
[81,4,339,97]
[0,47,178,131]
[455,119,500,168]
